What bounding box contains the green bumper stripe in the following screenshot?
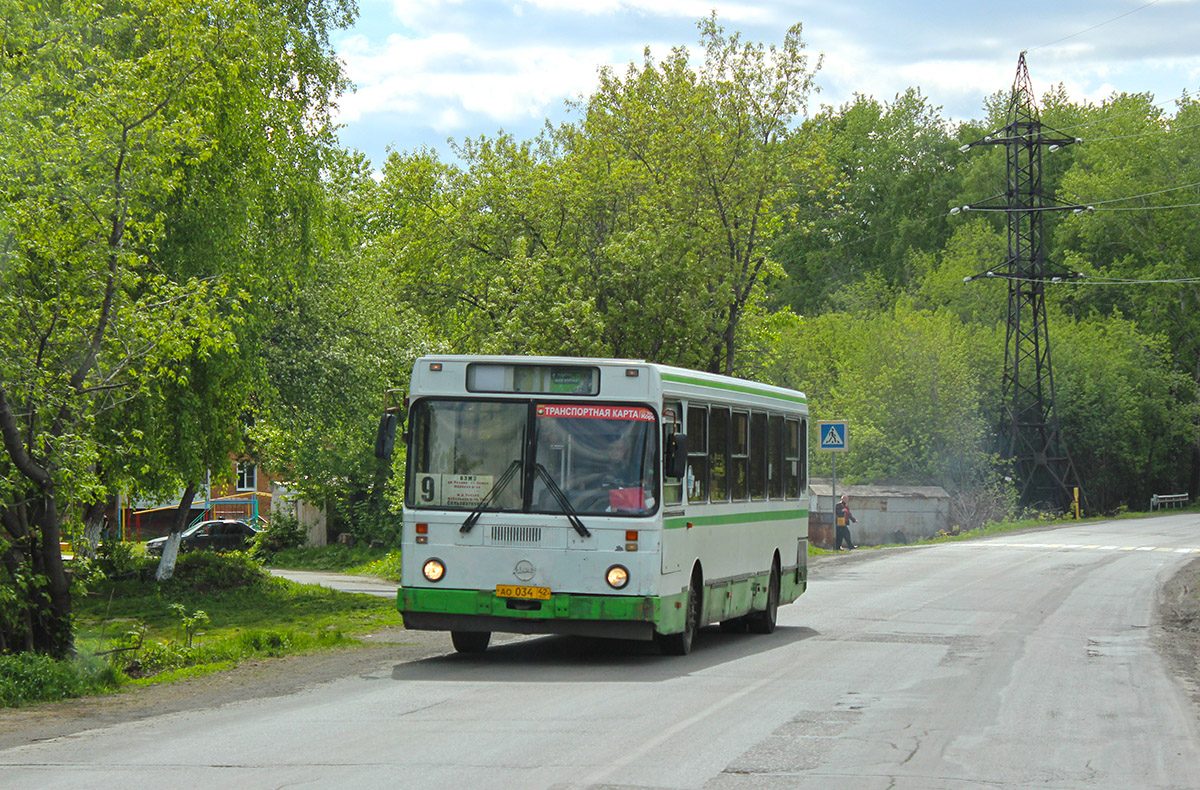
[400,586,660,623]
[664,508,808,530]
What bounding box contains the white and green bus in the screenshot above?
[376,355,809,655]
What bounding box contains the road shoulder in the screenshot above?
[1156,554,1200,714]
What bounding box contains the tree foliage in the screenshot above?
[773,90,962,315]
[0,0,352,654]
[371,15,822,374]
[6,11,1200,655]
[765,302,999,489]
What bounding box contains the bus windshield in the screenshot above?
[407,400,658,516]
[532,404,658,516]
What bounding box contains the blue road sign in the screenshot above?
[818,420,849,452]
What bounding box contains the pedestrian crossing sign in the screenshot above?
[818,420,849,452]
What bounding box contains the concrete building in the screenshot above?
[809,481,951,548]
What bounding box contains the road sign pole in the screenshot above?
[831,453,838,530]
[817,420,849,540]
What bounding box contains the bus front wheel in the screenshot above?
[748,562,780,635]
[451,630,491,653]
[657,574,700,656]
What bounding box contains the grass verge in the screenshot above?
[1,552,403,708]
[267,545,402,581]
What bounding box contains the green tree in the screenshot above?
[1051,311,1196,512]
[146,0,353,578]
[773,89,963,316]
[766,302,998,490]
[257,151,430,544]
[0,0,352,653]
[910,219,1009,324]
[371,15,823,375]
[1053,93,1200,493]
[1,0,246,655]
[567,14,823,372]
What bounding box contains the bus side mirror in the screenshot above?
[375,413,398,460]
[665,433,688,479]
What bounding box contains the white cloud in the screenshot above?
[388,0,783,24]
[514,0,781,25]
[335,0,1200,161]
[335,29,615,130]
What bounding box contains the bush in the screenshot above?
[355,551,402,581]
[97,539,153,580]
[268,544,387,572]
[0,653,121,707]
[250,513,307,559]
[105,625,351,679]
[165,551,266,593]
[237,629,294,656]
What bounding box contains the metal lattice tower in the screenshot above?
[960,53,1083,510]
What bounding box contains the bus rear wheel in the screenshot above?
[748,562,780,635]
[451,630,491,653]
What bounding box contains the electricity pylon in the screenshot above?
[958,52,1084,510]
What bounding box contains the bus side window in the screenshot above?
[663,401,683,506]
[731,411,748,500]
[785,418,802,498]
[800,418,808,491]
[709,407,729,502]
[687,405,708,503]
[769,415,784,499]
[749,412,767,500]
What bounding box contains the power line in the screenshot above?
[1087,180,1200,205]
[952,181,1200,216]
[1028,0,1162,53]
[1026,90,1197,138]
[1078,274,1200,284]
[1092,181,1200,204]
[807,115,1200,256]
[976,272,1200,285]
[1052,99,1172,134]
[1086,119,1200,143]
[1094,202,1200,211]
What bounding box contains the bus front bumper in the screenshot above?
[399,585,661,641]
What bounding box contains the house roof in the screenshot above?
[809,480,949,499]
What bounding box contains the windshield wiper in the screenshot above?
[534,463,591,538]
[460,460,522,534]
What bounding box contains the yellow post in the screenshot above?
[1074,487,1080,519]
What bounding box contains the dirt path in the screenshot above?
[4,556,1200,751]
[1154,555,1200,712]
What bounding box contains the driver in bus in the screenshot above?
[600,435,649,513]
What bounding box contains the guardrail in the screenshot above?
[1151,493,1189,510]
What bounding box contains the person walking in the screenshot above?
[835,494,858,551]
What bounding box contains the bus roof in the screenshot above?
[411,354,807,408]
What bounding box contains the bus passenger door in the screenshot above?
[662,524,687,574]
[661,401,687,574]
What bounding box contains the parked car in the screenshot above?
[145,519,258,557]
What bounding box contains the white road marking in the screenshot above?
[979,542,1200,553]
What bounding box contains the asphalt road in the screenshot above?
[5,513,1200,789]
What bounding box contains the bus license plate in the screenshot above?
[495,584,551,600]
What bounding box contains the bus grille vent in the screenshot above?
[490,525,542,545]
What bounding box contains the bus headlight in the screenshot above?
[606,564,629,589]
[423,558,446,582]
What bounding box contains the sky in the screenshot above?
[331,0,1200,166]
